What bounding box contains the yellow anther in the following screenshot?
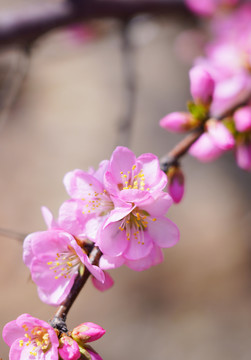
[132,165,136,170]
[89,183,92,186]
[47,261,52,265]
[19,340,24,347]
[55,276,59,280]
[67,262,72,267]
[152,218,157,221]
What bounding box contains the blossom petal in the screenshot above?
[64,169,104,199]
[189,132,224,162]
[125,244,164,271]
[123,231,153,260]
[98,221,128,257]
[99,254,125,270]
[9,339,25,360]
[2,320,23,347]
[91,271,114,292]
[137,153,167,193]
[147,217,180,248]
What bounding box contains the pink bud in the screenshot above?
[189,132,224,162]
[235,143,251,171]
[72,323,106,345]
[189,66,215,105]
[207,120,235,150]
[233,106,251,132]
[159,112,192,133]
[59,336,81,360]
[168,168,185,204]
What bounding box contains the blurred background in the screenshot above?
[0,1,251,359]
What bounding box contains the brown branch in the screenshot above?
[50,246,102,333]
[0,0,190,48]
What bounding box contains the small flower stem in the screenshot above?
[50,246,102,332]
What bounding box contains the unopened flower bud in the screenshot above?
[167,167,185,204]
[233,106,251,132]
[160,112,194,133]
[189,66,215,105]
[207,119,235,150]
[235,142,251,171]
[59,335,81,360]
[72,323,106,345]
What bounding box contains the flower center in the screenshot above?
[47,246,82,280]
[119,209,156,245]
[19,325,51,356]
[120,165,150,191]
[82,188,114,216]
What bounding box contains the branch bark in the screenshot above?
[0,0,190,48]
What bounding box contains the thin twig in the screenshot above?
[50,246,102,332]
[0,0,190,48]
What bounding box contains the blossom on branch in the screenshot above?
[23,229,105,306]
[3,315,106,360]
[2,314,59,360]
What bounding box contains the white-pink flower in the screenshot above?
[95,147,179,261]
[2,314,59,360]
[23,229,105,306]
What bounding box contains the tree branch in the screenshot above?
[0,0,190,48]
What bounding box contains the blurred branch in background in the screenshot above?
[0,0,191,49]
[0,48,30,130]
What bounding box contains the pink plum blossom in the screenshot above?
[59,336,81,360]
[2,313,59,360]
[42,206,114,293]
[23,229,105,306]
[96,147,179,261]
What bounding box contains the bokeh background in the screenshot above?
[0,1,251,359]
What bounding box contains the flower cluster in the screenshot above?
[23,146,179,306]
[161,1,251,171]
[2,314,105,360]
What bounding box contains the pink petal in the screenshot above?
[63,169,104,199]
[91,271,114,292]
[88,349,103,360]
[9,339,23,360]
[141,193,173,216]
[123,231,153,260]
[2,320,23,347]
[125,244,164,271]
[31,258,76,306]
[98,221,128,257]
[207,120,235,150]
[147,217,180,248]
[99,254,125,270]
[41,206,58,229]
[58,199,90,237]
[137,153,167,193]
[103,204,133,227]
[189,132,224,162]
[104,147,137,194]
